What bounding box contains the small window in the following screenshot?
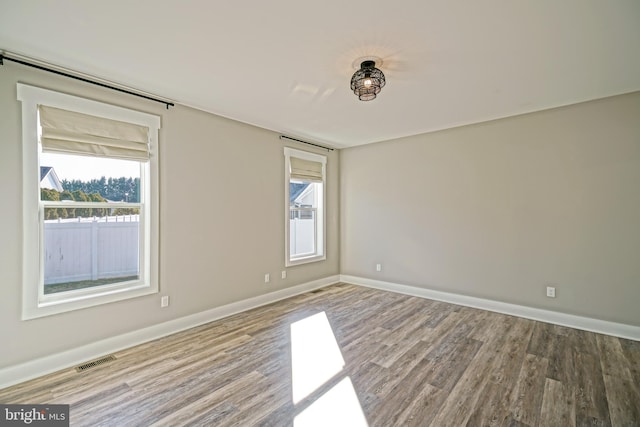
[284,148,326,266]
[18,84,160,319]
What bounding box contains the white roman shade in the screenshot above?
[290,157,324,182]
[38,105,150,161]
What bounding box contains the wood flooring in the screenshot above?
[1,283,639,426]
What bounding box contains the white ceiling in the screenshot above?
[1,1,639,148]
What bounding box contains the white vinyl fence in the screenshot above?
[44,216,139,285]
[290,218,315,257]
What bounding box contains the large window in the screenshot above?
[18,84,160,319]
[284,148,326,266]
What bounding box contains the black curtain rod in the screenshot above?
[280,135,334,151]
[0,53,174,109]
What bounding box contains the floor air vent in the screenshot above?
[75,355,116,372]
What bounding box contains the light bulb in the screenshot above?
[364,78,372,87]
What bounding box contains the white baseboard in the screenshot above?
[0,275,339,389]
[340,275,640,342]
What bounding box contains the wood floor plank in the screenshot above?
[508,353,548,426]
[0,283,638,426]
[547,333,578,385]
[220,377,291,426]
[620,339,640,386]
[368,340,433,398]
[178,402,237,427]
[459,307,492,340]
[501,418,531,427]
[470,311,518,346]
[424,336,483,392]
[147,370,264,427]
[526,321,556,359]
[570,328,599,357]
[396,384,448,427]
[597,335,634,379]
[574,352,612,426]
[428,316,520,426]
[539,378,576,427]
[369,357,437,427]
[423,302,458,328]
[602,374,640,427]
[465,381,511,426]
[487,317,533,393]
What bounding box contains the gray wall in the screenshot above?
[341,92,640,326]
[0,62,339,368]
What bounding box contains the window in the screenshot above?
[284,147,326,266]
[18,84,160,319]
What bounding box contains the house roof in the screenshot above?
[40,166,64,192]
[40,166,53,181]
[290,183,309,204]
[1,2,638,148]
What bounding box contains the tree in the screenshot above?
[61,176,139,202]
[88,192,107,217]
[72,190,90,217]
[113,207,140,216]
[43,177,140,219]
[41,188,60,219]
[59,190,75,218]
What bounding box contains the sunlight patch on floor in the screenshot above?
[290,311,345,403]
[293,376,368,427]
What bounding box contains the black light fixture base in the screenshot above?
[360,60,376,69]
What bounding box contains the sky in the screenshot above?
[41,152,140,181]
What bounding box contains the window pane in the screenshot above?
[40,152,141,203]
[290,181,319,258]
[290,208,316,257]
[43,207,140,294]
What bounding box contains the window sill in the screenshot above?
[286,254,326,267]
[23,281,157,320]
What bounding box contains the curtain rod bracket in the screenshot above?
[1,52,174,109]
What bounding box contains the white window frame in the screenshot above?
[18,84,161,320]
[284,147,326,266]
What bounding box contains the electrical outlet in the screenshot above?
[546,286,556,298]
[281,270,287,279]
[264,273,270,283]
[161,296,169,307]
[376,263,382,272]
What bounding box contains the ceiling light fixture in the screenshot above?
[350,60,386,101]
